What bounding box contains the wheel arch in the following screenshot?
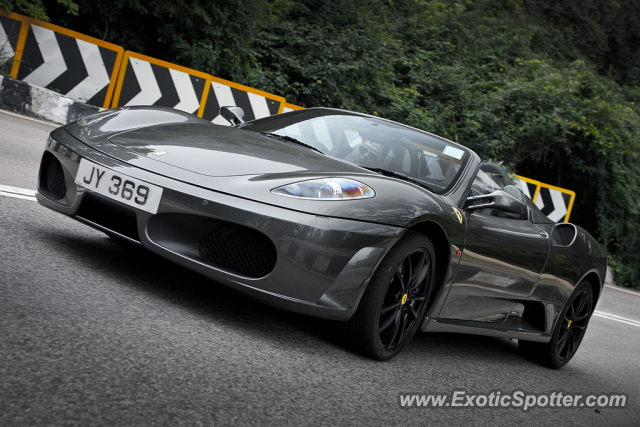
[408,220,452,310]
[579,270,603,310]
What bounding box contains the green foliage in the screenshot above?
[48,0,267,81]
[1,0,78,22]
[45,0,640,287]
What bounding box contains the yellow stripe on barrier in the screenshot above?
[0,11,30,79]
[282,103,305,112]
[518,175,576,222]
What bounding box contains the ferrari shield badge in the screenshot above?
[453,207,463,224]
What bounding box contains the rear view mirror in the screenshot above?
[220,106,245,126]
[466,189,526,215]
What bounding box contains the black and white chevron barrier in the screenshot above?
[0,14,23,74]
[14,20,123,108]
[200,77,285,124]
[519,176,575,223]
[111,52,285,123]
[112,52,207,115]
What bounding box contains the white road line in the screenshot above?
[0,108,59,126]
[593,311,640,328]
[0,190,36,201]
[605,284,640,297]
[0,186,37,201]
[0,185,36,196]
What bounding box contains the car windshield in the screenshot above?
[239,109,471,194]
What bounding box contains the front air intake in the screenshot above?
[198,225,277,278]
[552,224,577,247]
[40,152,66,200]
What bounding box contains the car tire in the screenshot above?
[347,231,435,360]
[519,281,594,369]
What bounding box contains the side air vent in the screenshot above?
[551,223,577,247]
[198,225,277,278]
[39,152,67,200]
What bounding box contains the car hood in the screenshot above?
[107,122,365,177]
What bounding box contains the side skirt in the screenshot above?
[420,316,552,343]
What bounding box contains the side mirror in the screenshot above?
[220,106,245,126]
[466,189,526,215]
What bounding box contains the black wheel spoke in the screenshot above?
[407,296,425,302]
[557,330,569,354]
[410,250,425,284]
[381,302,400,314]
[395,270,406,293]
[567,330,576,354]
[408,255,430,293]
[575,292,588,315]
[414,257,431,289]
[388,310,402,345]
[573,312,590,322]
[399,312,409,341]
[379,307,400,333]
[407,304,418,320]
[405,257,413,288]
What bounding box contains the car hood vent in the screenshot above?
[108,123,364,177]
[551,223,577,247]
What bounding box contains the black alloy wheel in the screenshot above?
[378,247,431,351]
[519,281,594,369]
[556,286,592,361]
[348,231,435,360]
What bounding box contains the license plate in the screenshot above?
[75,159,163,214]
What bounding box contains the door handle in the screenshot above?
[538,230,549,238]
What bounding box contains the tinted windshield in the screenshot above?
[239,109,471,194]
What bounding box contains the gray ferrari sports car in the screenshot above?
[36,106,606,366]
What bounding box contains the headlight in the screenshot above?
[271,178,375,200]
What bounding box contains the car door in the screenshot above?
[439,163,550,322]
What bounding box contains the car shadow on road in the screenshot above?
[43,229,532,367]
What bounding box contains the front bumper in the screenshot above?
[37,129,405,321]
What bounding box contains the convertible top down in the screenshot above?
[37,106,606,366]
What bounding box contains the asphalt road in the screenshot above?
[1,109,639,426]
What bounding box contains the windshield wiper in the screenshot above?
[261,133,324,154]
[362,167,434,192]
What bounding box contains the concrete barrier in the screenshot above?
[0,75,99,124]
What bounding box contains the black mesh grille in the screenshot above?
[553,224,576,246]
[198,225,277,278]
[43,154,66,199]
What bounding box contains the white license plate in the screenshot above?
[75,159,163,214]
